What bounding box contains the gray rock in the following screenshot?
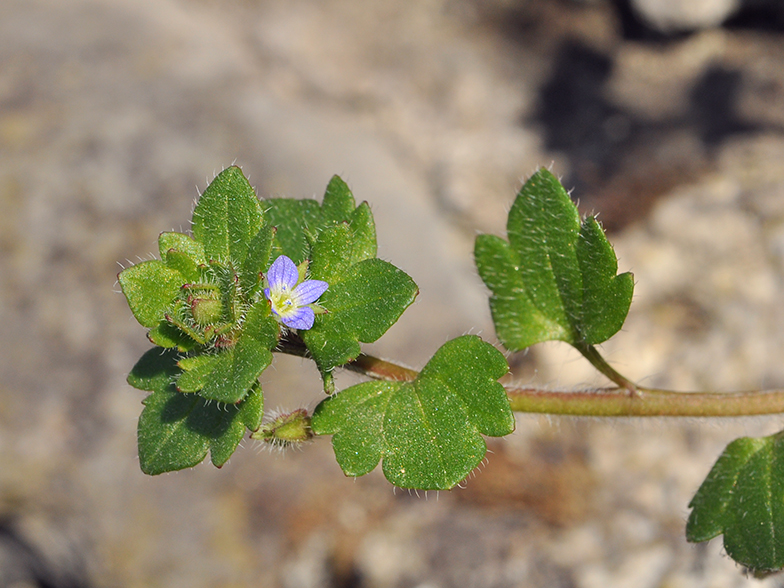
[631,0,741,32]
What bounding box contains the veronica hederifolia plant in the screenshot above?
[120,167,424,474]
[119,165,784,576]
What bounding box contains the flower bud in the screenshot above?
[251,408,313,447]
[190,296,224,325]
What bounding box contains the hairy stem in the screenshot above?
[347,352,784,417]
[574,342,639,394]
[276,333,418,381]
[276,335,784,417]
[504,386,784,417]
[344,354,419,381]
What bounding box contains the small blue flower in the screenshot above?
[264,255,328,330]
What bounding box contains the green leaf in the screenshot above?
[312,335,514,490]
[131,348,264,473]
[147,322,198,352]
[176,354,222,393]
[127,347,181,392]
[192,166,263,264]
[475,234,567,346]
[346,202,377,262]
[307,221,372,283]
[302,256,418,371]
[262,174,400,376]
[164,250,201,283]
[576,217,635,343]
[138,381,264,474]
[118,260,186,328]
[262,175,376,266]
[240,222,274,297]
[158,232,206,266]
[321,175,356,223]
[474,168,634,350]
[687,433,784,573]
[198,302,278,404]
[264,198,323,264]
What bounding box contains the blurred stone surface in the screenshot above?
[630,0,740,32]
[3,0,784,586]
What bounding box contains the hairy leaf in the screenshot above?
[687,433,784,574]
[240,222,275,297]
[118,260,186,328]
[146,322,198,351]
[131,348,263,473]
[192,166,263,264]
[197,302,278,404]
[312,335,513,490]
[138,380,263,474]
[264,177,414,374]
[127,347,181,392]
[264,198,323,264]
[302,255,418,371]
[475,168,633,350]
[158,232,206,266]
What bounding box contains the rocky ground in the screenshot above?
[3,0,784,586]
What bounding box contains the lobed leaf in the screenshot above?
[475,168,633,351]
[164,250,201,283]
[312,335,514,490]
[130,347,264,473]
[687,432,784,574]
[302,257,418,371]
[263,176,412,374]
[196,302,278,404]
[138,379,264,474]
[176,354,222,393]
[158,232,206,266]
[263,198,323,264]
[127,347,181,392]
[576,217,635,344]
[118,260,186,328]
[263,175,375,265]
[240,222,275,297]
[319,175,377,260]
[192,166,263,264]
[321,175,357,223]
[147,322,198,352]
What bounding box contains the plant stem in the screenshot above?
[574,342,638,394]
[504,386,784,417]
[344,354,419,381]
[276,336,784,417]
[276,333,419,381]
[346,352,784,417]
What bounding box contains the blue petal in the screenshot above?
[267,255,299,291]
[293,279,328,305]
[282,306,315,330]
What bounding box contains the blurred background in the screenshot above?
[4,0,784,586]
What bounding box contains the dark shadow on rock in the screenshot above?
[689,65,766,147]
[529,39,778,230]
[331,563,365,588]
[533,40,636,192]
[610,0,692,42]
[726,1,784,32]
[612,0,784,38]
[0,519,92,588]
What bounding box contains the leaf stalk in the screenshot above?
[574,342,639,395]
[278,335,784,417]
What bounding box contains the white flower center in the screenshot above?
[269,285,299,318]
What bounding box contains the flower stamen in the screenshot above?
[264,255,328,330]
